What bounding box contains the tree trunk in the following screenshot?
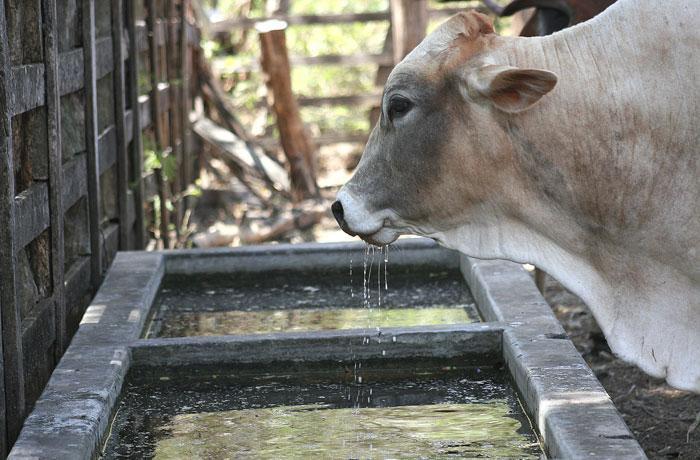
[258,21,318,202]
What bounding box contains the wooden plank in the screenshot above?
[83,0,103,290]
[62,154,88,210]
[112,0,130,250]
[10,64,45,116]
[147,0,170,248]
[63,256,91,335]
[20,296,55,412]
[259,132,369,150]
[41,0,66,358]
[212,11,391,32]
[13,183,50,250]
[297,92,381,107]
[0,1,24,450]
[101,223,120,271]
[95,36,115,80]
[390,0,428,64]
[214,52,392,73]
[20,298,56,367]
[126,189,136,228]
[211,7,467,32]
[97,125,118,175]
[127,1,146,249]
[58,48,84,95]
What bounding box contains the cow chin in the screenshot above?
[358,227,399,247]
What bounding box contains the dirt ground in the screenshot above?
[189,144,699,459]
[540,274,700,459]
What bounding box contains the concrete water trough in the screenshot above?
[9,239,646,459]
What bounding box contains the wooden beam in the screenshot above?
[42,0,68,362]
[14,183,50,250]
[62,154,88,211]
[83,0,103,290]
[147,0,170,248]
[390,0,428,64]
[213,52,392,73]
[210,7,468,32]
[10,64,45,116]
[258,132,369,150]
[0,1,23,451]
[258,21,318,201]
[112,0,130,249]
[212,11,390,32]
[127,0,146,249]
[58,48,83,95]
[95,36,114,80]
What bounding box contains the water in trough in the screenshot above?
[118,248,542,458]
[144,264,479,338]
[101,361,542,459]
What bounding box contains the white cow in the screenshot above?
[332,0,700,392]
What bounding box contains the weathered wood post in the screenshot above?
[257,20,318,202]
[390,0,428,64]
[147,0,171,248]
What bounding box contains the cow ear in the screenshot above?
[468,64,558,113]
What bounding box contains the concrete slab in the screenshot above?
[10,252,163,460]
[130,323,503,368]
[462,255,646,459]
[163,238,459,274]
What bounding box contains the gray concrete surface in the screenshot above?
[131,323,503,367]
[9,252,163,460]
[10,239,646,459]
[463,256,646,459]
[163,238,459,274]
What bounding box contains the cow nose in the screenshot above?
[331,200,346,227]
[332,200,356,236]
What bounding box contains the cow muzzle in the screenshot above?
[331,200,356,236]
[332,188,400,246]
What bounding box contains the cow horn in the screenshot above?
[501,0,573,19]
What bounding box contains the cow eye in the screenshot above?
[388,96,412,122]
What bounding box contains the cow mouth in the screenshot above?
[356,227,400,247]
[331,190,400,246]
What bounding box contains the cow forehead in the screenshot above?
[393,11,494,81]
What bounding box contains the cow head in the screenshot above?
[332,11,557,248]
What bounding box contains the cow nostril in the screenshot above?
[331,200,345,225]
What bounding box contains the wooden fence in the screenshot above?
[209,0,474,146]
[0,0,200,453]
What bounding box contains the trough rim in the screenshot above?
[8,239,646,459]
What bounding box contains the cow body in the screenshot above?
[334,0,700,391]
[498,0,617,36]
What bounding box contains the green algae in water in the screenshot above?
[146,269,481,338]
[102,366,542,459]
[153,403,538,459]
[155,306,474,337]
